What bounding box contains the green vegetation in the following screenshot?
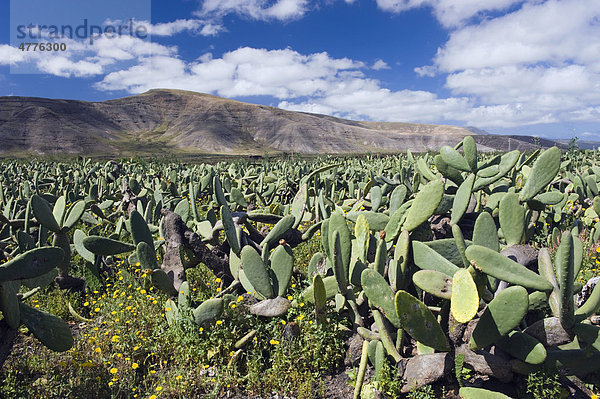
[0,144,600,398]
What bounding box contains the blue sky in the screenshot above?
[1,0,599,140]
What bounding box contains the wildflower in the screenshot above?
[94,347,101,353]
[132,363,139,369]
[176,375,182,380]
[215,278,221,283]
[287,296,293,301]
[149,396,157,399]
[281,320,286,325]
[216,320,222,325]
[296,314,305,321]
[110,367,118,374]
[270,339,279,345]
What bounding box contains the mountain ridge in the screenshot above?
[0,89,558,156]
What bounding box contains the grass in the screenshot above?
[1,235,349,399]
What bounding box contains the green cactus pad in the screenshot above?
[370,185,382,211]
[403,180,445,232]
[313,274,326,320]
[519,147,561,202]
[129,210,154,249]
[345,211,389,231]
[260,215,295,248]
[193,298,224,325]
[556,232,575,328]
[574,323,600,352]
[537,191,564,205]
[328,212,352,278]
[229,248,241,280]
[459,387,511,399]
[463,136,478,172]
[31,194,60,233]
[440,145,471,172]
[238,269,265,300]
[451,269,479,323]
[472,212,499,252]
[473,150,520,191]
[73,229,95,263]
[575,280,600,319]
[62,200,85,230]
[291,183,308,229]
[389,184,407,215]
[53,195,67,227]
[412,270,452,300]
[165,299,178,326]
[82,236,135,256]
[19,302,73,352]
[435,154,465,186]
[496,331,547,364]
[240,246,274,299]
[412,241,460,277]
[0,247,64,282]
[451,174,475,225]
[213,175,227,208]
[354,214,370,263]
[0,281,20,329]
[499,193,524,246]
[136,242,158,269]
[270,243,293,297]
[221,205,240,256]
[470,286,529,350]
[384,203,410,242]
[150,269,178,297]
[373,237,387,276]
[332,231,349,294]
[465,245,553,292]
[594,196,600,216]
[302,275,338,303]
[361,268,401,328]
[178,281,191,312]
[230,187,248,208]
[390,229,410,291]
[395,290,449,351]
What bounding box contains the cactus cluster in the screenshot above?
[1,142,599,397]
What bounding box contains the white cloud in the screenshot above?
[0,44,32,65]
[371,59,390,70]
[434,0,600,72]
[94,46,472,123]
[406,0,600,128]
[196,0,309,21]
[376,0,523,27]
[36,56,103,77]
[414,65,436,77]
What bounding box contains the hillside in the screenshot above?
[0,89,555,156]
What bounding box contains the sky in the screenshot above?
[1,0,599,141]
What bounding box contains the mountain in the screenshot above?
[0,89,559,157]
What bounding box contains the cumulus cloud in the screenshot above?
[93,46,472,123]
[371,59,390,70]
[434,0,600,72]
[196,0,309,22]
[376,0,523,27]
[407,0,600,128]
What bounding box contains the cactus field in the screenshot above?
[1,141,600,398]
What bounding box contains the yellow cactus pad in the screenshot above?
[451,269,479,323]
